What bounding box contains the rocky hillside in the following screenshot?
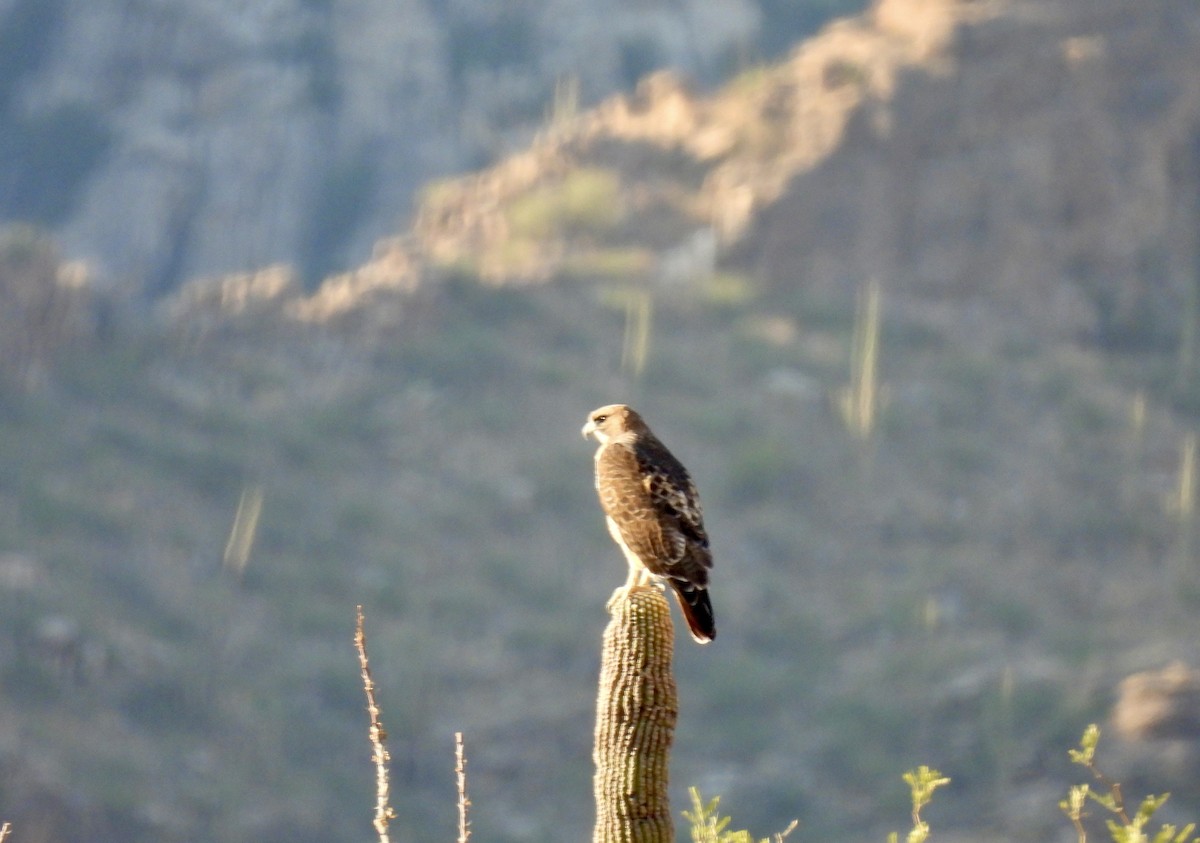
[0,0,772,293]
[739,0,1200,356]
[197,0,1199,360]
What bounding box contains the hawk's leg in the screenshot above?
[606,562,639,610]
[606,548,662,610]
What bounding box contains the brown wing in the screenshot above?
[596,434,712,584]
[633,434,712,586]
[595,439,679,565]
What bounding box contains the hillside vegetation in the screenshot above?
[4,0,1200,841]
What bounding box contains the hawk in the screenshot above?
[582,404,715,643]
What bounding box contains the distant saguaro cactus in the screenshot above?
[0,225,92,389]
[837,277,884,440]
[593,587,678,843]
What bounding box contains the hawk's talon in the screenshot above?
[605,586,629,611]
[606,582,658,611]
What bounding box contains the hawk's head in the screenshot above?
[582,404,645,444]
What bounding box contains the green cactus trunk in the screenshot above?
[592,587,678,843]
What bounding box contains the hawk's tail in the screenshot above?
[669,580,715,644]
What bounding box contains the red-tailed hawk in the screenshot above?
[582,404,715,643]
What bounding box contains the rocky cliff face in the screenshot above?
[738,0,1200,353]
[321,0,1198,359]
[0,0,760,294]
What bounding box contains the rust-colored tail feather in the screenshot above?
[669,581,715,643]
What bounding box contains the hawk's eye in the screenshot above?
[594,414,608,424]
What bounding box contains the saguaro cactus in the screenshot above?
[592,587,678,843]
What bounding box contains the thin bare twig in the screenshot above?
[0,821,11,843]
[455,731,471,843]
[775,819,799,841]
[355,605,394,843]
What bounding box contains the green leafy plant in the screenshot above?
[1060,724,1198,843]
[683,787,797,843]
[887,766,950,843]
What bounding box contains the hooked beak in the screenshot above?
[581,419,596,439]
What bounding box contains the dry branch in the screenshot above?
[455,731,471,843]
[355,605,394,843]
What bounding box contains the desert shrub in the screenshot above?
[507,168,624,240]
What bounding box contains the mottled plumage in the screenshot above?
[582,404,715,643]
